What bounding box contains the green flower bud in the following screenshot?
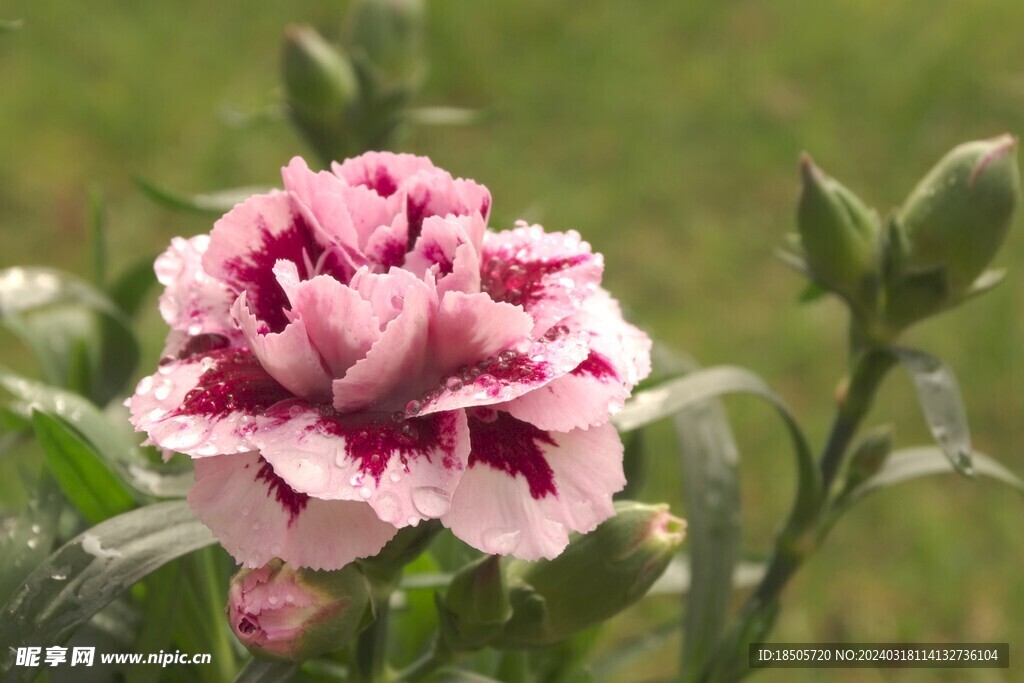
[227,559,373,662]
[344,0,425,87]
[439,555,513,650]
[896,135,1020,294]
[494,502,685,648]
[796,154,880,306]
[282,24,360,164]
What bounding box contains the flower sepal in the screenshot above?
[438,554,513,650]
[227,559,374,662]
[492,501,685,649]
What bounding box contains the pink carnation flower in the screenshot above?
[129,153,651,569]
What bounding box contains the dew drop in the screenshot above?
[136,376,154,396]
[412,486,451,518]
[349,473,365,487]
[200,356,217,372]
[154,379,174,401]
[195,442,218,456]
[268,595,278,606]
[461,366,481,383]
[30,524,41,534]
[499,350,518,362]
[288,459,326,493]
[26,538,39,550]
[445,377,464,392]
[389,471,402,483]
[359,486,372,499]
[405,399,423,416]
[391,411,404,423]
[50,571,68,582]
[475,374,497,391]
[158,362,174,375]
[483,528,522,555]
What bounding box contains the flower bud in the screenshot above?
[344,0,425,87]
[493,501,685,648]
[227,559,373,661]
[282,24,360,163]
[439,555,513,650]
[896,135,1020,294]
[797,154,880,305]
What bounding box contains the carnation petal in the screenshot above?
[481,225,604,335]
[255,405,470,527]
[332,152,437,198]
[282,157,360,247]
[442,415,624,560]
[332,280,433,412]
[155,235,239,341]
[129,350,292,457]
[190,451,398,570]
[232,292,333,402]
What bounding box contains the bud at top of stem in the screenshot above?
[227,559,372,662]
[439,554,513,650]
[797,154,880,307]
[344,0,425,87]
[896,134,1020,294]
[493,501,685,648]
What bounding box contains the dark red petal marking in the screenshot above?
[468,410,557,499]
[422,241,454,276]
[571,350,618,381]
[363,166,398,197]
[256,456,309,526]
[376,237,407,269]
[406,192,431,249]
[311,410,460,483]
[237,617,257,635]
[223,211,335,332]
[481,254,590,308]
[176,333,231,360]
[176,349,292,418]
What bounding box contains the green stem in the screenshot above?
[703,348,895,683]
[355,597,391,683]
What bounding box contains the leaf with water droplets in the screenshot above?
[0,501,214,680]
[31,410,137,525]
[0,475,63,604]
[893,347,973,475]
[841,447,1024,503]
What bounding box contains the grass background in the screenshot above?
[1,1,1022,681]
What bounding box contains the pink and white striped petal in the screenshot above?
[501,290,652,431]
[190,451,398,570]
[128,349,292,457]
[402,170,491,248]
[154,235,238,339]
[232,292,332,403]
[204,192,327,332]
[481,225,604,336]
[278,273,381,378]
[442,415,624,560]
[332,152,438,198]
[417,328,589,416]
[282,157,361,248]
[254,404,470,527]
[348,266,425,329]
[332,280,434,412]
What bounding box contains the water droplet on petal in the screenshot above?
[287,459,326,494]
[445,377,464,392]
[359,486,372,499]
[200,356,217,372]
[136,376,154,396]
[374,493,400,524]
[349,473,364,487]
[389,471,402,483]
[483,528,522,555]
[412,486,452,518]
[153,379,174,401]
[195,442,218,456]
[405,399,423,416]
[268,595,278,606]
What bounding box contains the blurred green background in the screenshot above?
[1,1,1022,681]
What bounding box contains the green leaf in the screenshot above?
[0,19,22,33]
[31,410,137,524]
[673,391,741,682]
[612,366,820,528]
[0,475,63,603]
[893,347,973,474]
[233,658,297,683]
[797,281,827,303]
[106,254,159,319]
[0,267,139,404]
[591,618,679,683]
[845,447,1024,502]
[433,670,503,683]
[0,501,215,681]
[647,555,766,597]
[406,107,487,127]
[133,174,270,215]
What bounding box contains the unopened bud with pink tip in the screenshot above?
[227,559,373,661]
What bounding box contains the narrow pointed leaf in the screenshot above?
[0,501,214,681]
[0,19,22,32]
[107,255,159,319]
[407,107,487,127]
[133,174,271,215]
[613,366,819,528]
[31,410,137,524]
[893,348,973,474]
[846,447,1024,502]
[674,395,741,682]
[0,476,63,602]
